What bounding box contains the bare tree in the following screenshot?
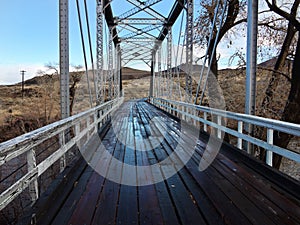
[263,0,300,168]
[69,65,84,116]
[194,0,247,78]
[36,62,59,124]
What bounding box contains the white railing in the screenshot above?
[151,97,300,166]
[0,97,123,210]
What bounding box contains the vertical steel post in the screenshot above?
[108,25,114,100]
[114,44,118,99]
[117,45,121,97]
[245,0,258,154]
[167,26,172,99]
[59,0,69,172]
[59,0,70,119]
[119,49,123,96]
[96,0,104,104]
[186,0,193,103]
[150,51,155,97]
[157,45,162,97]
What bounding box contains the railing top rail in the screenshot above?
[153,98,300,136]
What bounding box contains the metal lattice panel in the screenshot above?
[108,25,114,100]
[59,0,70,118]
[186,0,193,103]
[167,26,172,98]
[96,0,104,104]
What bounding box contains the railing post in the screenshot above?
[94,112,98,134]
[86,116,91,140]
[217,115,222,139]
[59,131,66,172]
[266,128,273,166]
[204,112,207,132]
[237,121,243,149]
[27,149,39,202]
[186,107,189,123]
[75,123,81,148]
[193,108,197,126]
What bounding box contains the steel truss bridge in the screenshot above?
[0,0,300,224]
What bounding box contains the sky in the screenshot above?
[0,0,247,85]
[0,0,97,84]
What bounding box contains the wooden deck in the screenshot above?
[24,100,300,225]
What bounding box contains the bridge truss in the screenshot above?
[1,1,300,220]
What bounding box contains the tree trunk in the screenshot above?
[208,39,218,77]
[260,24,296,113]
[256,22,296,162]
[206,0,240,79]
[273,32,300,169]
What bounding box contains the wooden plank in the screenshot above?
[140,103,180,225]
[214,151,300,224]
[153,142,207,224]
[147,149,180,225]
[197,132,300,223]
[53,115,119,224]
[91,116,128,225]
[151,102,300,225]
[201,161,276,224]
[51,166,94,224]
[143,102,252,225]
[67,172,105,225]
[116,103,139,225]
[68,111,126,225]
[34,156,87,225]
[145,105,223,225]
[52,131,114,224]
[68,101,133,225]
[201,131,300,200]
[139,103,207,224]
[135,106,164,225]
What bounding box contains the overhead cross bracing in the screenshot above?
[100,0,188,64]
[95,0,193,104]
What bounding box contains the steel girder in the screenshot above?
[157,45,162,97]
[126,0,165,20]
[97,0,189,99]
[121,24,161,39]
[108,25,114,100]
[96,0,104,104]
[117,18,165,25]
[186,0,193,103]
[167,26,172,98]
[117,0,163,20]
[59,0,70,118]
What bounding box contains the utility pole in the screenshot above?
[20,70,26,99]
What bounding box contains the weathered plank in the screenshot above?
[116,103,139,225]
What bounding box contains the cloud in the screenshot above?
[0,63,45,85]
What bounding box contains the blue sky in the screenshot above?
[0,0,97,84]
[0,0,177,84]
[0,0,246,85]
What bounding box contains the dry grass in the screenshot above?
[0,82,60,142]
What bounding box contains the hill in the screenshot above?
[122,67,150,80]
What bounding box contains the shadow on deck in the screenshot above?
[21,101,300,225]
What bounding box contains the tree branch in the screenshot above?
[265,0,300,30]
[257,66,292,82]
